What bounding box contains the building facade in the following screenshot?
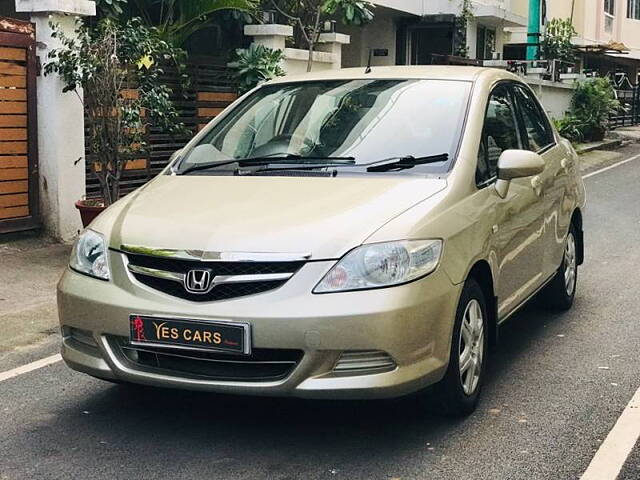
[341,1,640,82]
[341,0,529,67]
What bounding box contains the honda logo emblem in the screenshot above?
[184,269,213,294]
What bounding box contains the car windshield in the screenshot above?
[176,79,471,175]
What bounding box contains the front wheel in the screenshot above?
[540,223,578,311]
[433,278,488,417]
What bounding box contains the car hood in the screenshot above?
[99,174,447,260]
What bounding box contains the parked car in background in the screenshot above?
[58,66,585,416]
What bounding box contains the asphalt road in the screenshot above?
[2,152,640,480]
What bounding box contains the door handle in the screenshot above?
[531,176,543,196]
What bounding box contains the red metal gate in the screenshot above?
[0,16,38,233]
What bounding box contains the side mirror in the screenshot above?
[497,149,544,180]
[495,150,544,198]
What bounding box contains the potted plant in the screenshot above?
[44,18,187,226]
[228,44,285,94]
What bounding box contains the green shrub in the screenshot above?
[553,115,584,143]
[570,77,619,140]
[228,44,285,94]
[556,77,620,143]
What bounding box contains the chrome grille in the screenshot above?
[124,251,305,302]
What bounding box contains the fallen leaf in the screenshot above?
[488,408,501,415]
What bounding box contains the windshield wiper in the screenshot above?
[178,154,355,175]
[366,153,449,172]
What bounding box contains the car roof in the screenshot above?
[266,65,519,85]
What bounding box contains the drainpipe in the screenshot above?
[527,0,541,60]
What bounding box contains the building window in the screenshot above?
[629,0,640,19]
[476,26,496,60]
[605,0,615,14]
[604,0,615,32]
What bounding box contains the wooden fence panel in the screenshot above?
[85,58,238,198]
[0,17,39,233]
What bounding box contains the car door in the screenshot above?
[477,83,546,319]
[512,84,570,280]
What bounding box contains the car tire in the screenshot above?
[434,277,488,417]
[540,223,578,311]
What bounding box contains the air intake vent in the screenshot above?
[333,350,396,374]
[111,336,303,382]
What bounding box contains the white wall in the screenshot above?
[282,49,336,74]
[341,8,398,67]
[526,78,574,119]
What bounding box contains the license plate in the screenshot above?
[129,314,250,354]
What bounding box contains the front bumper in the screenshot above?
[57,250,461,399]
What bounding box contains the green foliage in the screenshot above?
[95,0,127,17]
[542,18,576,62]
[268,0,374,71]
[228,44,285,94]
[555,77,620,143]
[44,18,188,206]
[571,77,619,133]
[322,0,374,26]
[553,115,584,143]
[453,0,474,57]
[114,0,258,46]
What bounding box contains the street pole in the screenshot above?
[527,0,541,60]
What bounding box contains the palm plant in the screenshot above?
[100,0,259,46]
[228,44,285,93]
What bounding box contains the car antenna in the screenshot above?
[365,48,373,74]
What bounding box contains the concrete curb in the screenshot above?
[575,138,623,155]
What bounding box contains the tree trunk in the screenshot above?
[306,7,322,72]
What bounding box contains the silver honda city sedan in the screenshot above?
[58,66,585,415]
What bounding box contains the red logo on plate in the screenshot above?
[132,316,146,341]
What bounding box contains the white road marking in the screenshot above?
[0,354,62,383]
[580,384,640,480]
[582,152,640,179]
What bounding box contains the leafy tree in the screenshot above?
[44,18,188,206]
[542,18,577,63]
[268,0,374,71]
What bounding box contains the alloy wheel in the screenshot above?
[564,232,577,296]
[459,299,485,396]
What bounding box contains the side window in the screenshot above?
[477,85,522,184]
[514,86,554,152]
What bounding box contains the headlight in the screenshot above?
[314,239,442,293]
[69,229,110,280]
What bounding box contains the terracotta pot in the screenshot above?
[75,199,106,228]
